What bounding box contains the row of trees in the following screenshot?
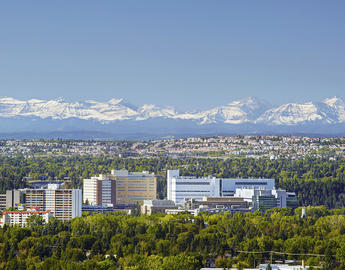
[0,207,345,269]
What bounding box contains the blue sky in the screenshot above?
[0,1,344,110]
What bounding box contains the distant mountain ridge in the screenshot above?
[0,96,345,138]
[1,96,345,124]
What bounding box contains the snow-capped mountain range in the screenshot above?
[1,96,345,138]
[1,96,345,125]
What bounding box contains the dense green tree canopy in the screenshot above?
[0,208,344,269]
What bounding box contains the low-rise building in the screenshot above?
[185,196,248,210]
[201,207,251,215]
[0,208,53,227]
[286,192,298,208]
[234,188,297,212]
[165,208,200,216]
[141,200,177,215]
[82,204,115,214]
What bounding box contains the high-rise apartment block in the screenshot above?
[25,187,82,221]
[83,170,157,206]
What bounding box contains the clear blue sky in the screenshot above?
[0,1,344,110]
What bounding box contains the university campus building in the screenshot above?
[83,170,157,206]
[167,169,275,204]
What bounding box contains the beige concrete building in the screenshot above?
[112,170,157,205]
[83,170,157,206]
[141,200,177,215]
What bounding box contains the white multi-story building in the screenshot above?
[83,174,116,206]
[25,187,82,221]
[221,178,275,196]
[167,170,275,204]
[83,177,99,205]
[167,170,220,204]
[0,208,53,227]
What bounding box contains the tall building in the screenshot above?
[112,170,157,205]
[167,170,275,204]
[25,187,82,221]
[83,170,157,206]
[83,174,116,206]
[6,190,25,209]
[0,190,25,211]
[25,189,45,210]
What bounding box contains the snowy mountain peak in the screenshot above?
[322,96,345,122]
[324,96,345,107]
[107,98,138,111]
[107,98,124,105]
[256,100,342,125]
[136,104,176,120]
[54,97,65,102]
[0,96,344,126]
[0,97,23,104]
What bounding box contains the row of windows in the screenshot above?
[127,196,152,198]
[234,182,269,185]
[176,182,210,185]
[117,185,154,188]
[173,191,211,193]
[118,189,154,192]
[117,180,154,183]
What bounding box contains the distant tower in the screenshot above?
[301,207,307,219]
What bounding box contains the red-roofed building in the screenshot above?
[0,207,53,227]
